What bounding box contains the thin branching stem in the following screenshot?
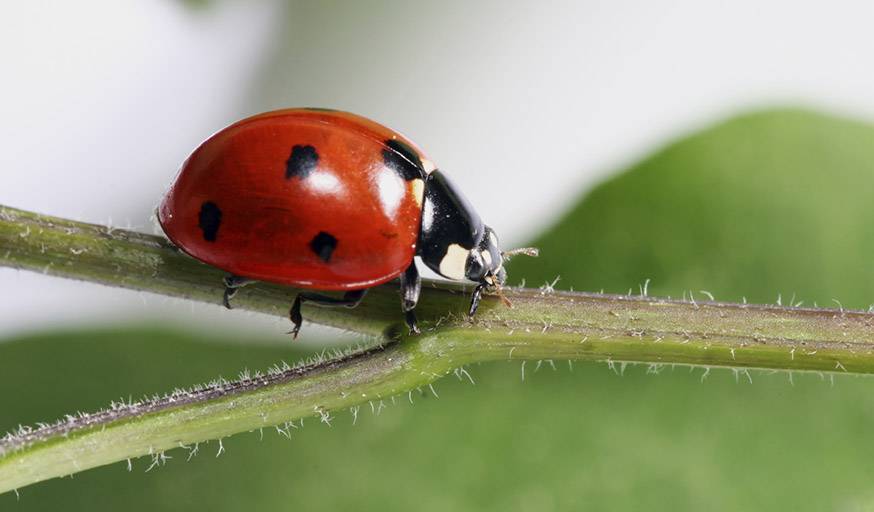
[2,203,874,493]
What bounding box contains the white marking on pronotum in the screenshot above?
[439,244,468,280]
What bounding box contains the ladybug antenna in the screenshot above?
[501,247,539,262]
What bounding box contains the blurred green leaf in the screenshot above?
[511,108,874,308]
[6,108,874,511]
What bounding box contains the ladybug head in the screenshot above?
[464,228,539,290]
[463,226,506,287]
[418,171,537,291]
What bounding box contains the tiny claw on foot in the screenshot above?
[286,320,302,339]
[405,310,420,335]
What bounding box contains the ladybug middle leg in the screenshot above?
[399,262,421,335]
[289,289,368,339]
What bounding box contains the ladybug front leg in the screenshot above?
[222,274,255,309]
[468,283,487,317]
[288,289,368,339]
[399,262,421,335]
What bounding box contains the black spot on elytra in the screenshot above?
[286,145,319,179]
[383,139,425,181]
[310,231,338,263]
[198,201,222,242]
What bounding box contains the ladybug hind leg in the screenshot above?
[400,262,421,335]
[289,289,368,339]
[223,274,255,309]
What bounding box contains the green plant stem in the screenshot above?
[2,203,874,492]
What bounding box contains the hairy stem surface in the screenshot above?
[2,204,874,492]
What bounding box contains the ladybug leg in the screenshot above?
[288,289,368,339]
[399,262,421,335]
[222,274,254,309]
[468,283,487,318]
[289,295,304,338]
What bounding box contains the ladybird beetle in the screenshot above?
[158,108,536,337]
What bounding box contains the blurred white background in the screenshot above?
[2,0,874,340]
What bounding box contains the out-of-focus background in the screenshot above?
[4,1,874,510]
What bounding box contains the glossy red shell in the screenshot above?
[158,109,430,290]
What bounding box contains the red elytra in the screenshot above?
[158,108,432,291]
